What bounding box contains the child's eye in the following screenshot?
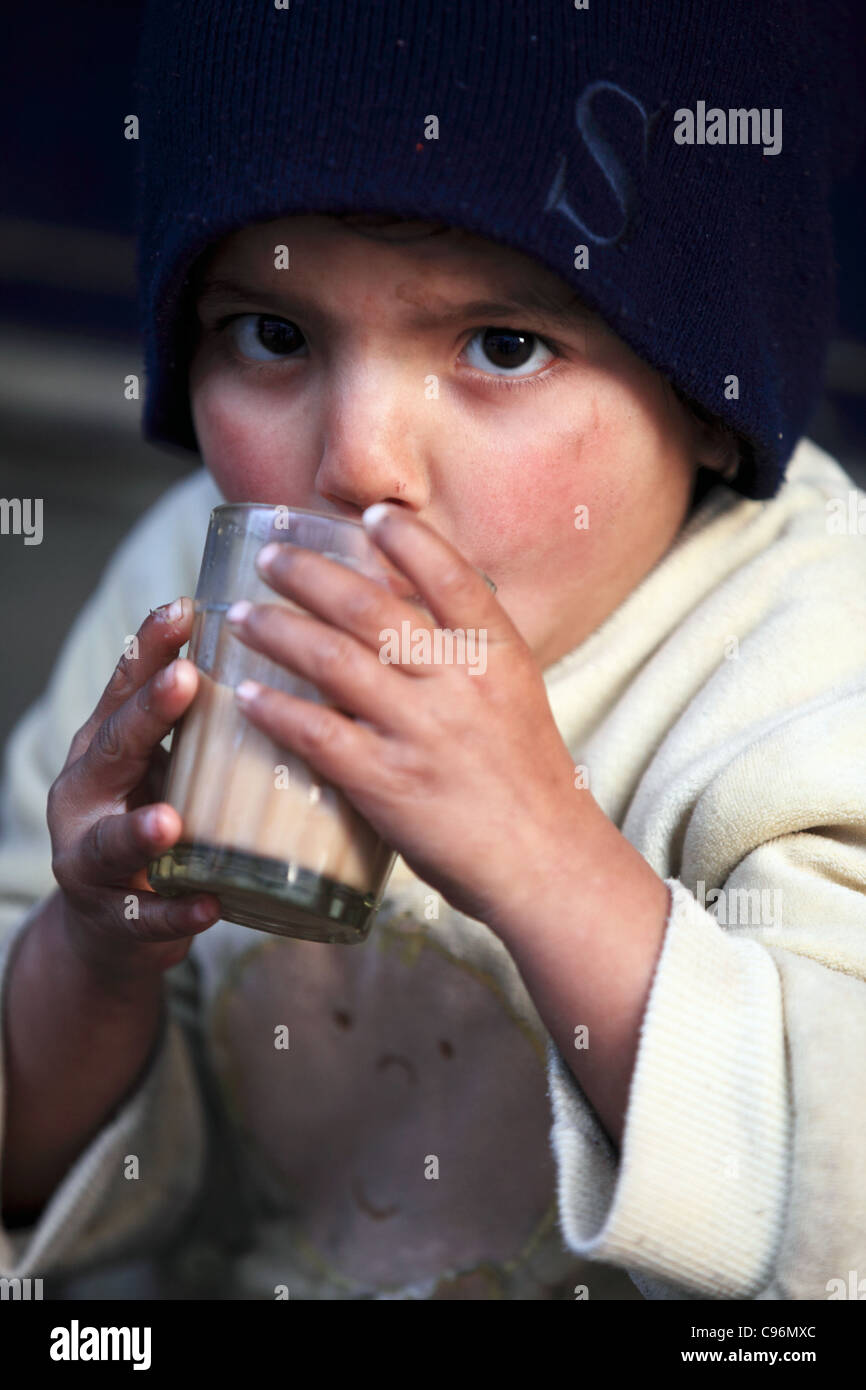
[219,314,557,380]
[225,313,307,361]
[461,327,555,378]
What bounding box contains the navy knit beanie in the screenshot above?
[134,0,865,501]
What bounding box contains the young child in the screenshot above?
[1,1,865,1301]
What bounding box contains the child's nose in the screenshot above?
[312,372,432,516]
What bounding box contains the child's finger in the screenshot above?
[360,504,509,638]
[66,657,199,807]
[118,887,223,944]
[70,802,185,888]
[63,887,223,979]
[64,598,195,770]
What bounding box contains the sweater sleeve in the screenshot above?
[0,912,206,1279]
[0,471,214,1280]
[544,686,866,1301]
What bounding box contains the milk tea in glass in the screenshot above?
[147,504,417,944]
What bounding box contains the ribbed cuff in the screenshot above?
[546,877,790,1299]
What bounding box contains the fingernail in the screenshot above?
[145,806,167,837]
[362,503,391,529]
[191,898,219,924]
[159,598,184,623]
[226,600,252,624]
[257,542,281,569]
[235,679,262,703]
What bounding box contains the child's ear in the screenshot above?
[666,379,739,483]
[691,413,740,483]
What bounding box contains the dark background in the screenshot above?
[1,1,865,755]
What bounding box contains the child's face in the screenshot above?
[189,215,703,671]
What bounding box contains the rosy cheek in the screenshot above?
[193,376,282,501]
[448,457,585,596]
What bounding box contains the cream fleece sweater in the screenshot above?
[1,437,865,1300]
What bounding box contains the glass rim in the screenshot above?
[211,502,365,526]
[207,502,496,594]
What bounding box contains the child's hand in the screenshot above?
[226,504,587,927]
[48,599,222,981]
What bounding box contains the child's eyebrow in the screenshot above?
[196,276,592,334]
